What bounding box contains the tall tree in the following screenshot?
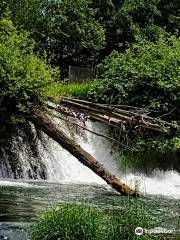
[40,0,105,76]
[0,0,105,77]
[156,0,180,36]
[92,0,162,60]
[0,0,179,75]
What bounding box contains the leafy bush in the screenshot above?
[88,34,180,119]
[1,0,105,76]
[0,19,58,104]
[87,33,180,165]
[121,136,180,171]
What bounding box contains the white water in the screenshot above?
[123,171,180,199]
[34,118,180,199]
[0,117,180,198]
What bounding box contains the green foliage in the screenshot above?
[0,0,105,76]
[93,0,179,59]
[88,34,180,117]
[122,136,180,171]
[42,81,99,101]
[87,33,180,162]
[157,0,180,36]
[0,0,42,32]
[0,19,58,104]
[29,203,156,240]
[137,136,180,153]
[39,0,105,73]
[30,204,103,240]
[1,0,179,74]
[106,204,155,240]
[92,0,169,61]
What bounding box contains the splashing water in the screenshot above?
[0,117,179,199]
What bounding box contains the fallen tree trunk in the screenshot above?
[28,109,138,197]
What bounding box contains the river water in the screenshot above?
[0,120,179,239]
[0,180,179,240]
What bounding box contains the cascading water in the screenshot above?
[0,116,179,199]
[0,117,179,240]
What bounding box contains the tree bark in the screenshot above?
[28,109,138,197]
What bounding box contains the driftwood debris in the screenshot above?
[59,97,179,132]
[28,109,138,197]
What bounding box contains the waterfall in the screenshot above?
[0,117,179,198]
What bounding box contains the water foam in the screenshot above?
[41,119,180,198]
[1,117,179,198]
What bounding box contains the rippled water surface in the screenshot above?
[0,180,179,240]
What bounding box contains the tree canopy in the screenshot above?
[0,0,179,75]
[0,0,179,164]
[0,19,58,105]
[0,0,106,76]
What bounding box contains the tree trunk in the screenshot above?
[28,109,138,197]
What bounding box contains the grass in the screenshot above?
[29,203,103,240]
[41,80,100,102]
[29,203,159,240]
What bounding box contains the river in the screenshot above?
[0,120,179,239]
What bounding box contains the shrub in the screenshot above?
[103,203,156,240]
[87,33,180,162]
[0,19,58,105]
[30,203,156,240]
[121,136,180,171]
[88,34,180,120]
[30,203,103,240]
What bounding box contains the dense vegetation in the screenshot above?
[0,0,179,172]
[0,0,179,76]
[30,203,158,240]
[86,34,180,167]
[0,19,58,176]
[88,34,179,112]
[42,80,99,101]
[0,19,58,104]
[0,0,179,238]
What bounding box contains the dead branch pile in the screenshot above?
[59,97,179,133]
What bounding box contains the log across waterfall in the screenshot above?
[28,109,138,197]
